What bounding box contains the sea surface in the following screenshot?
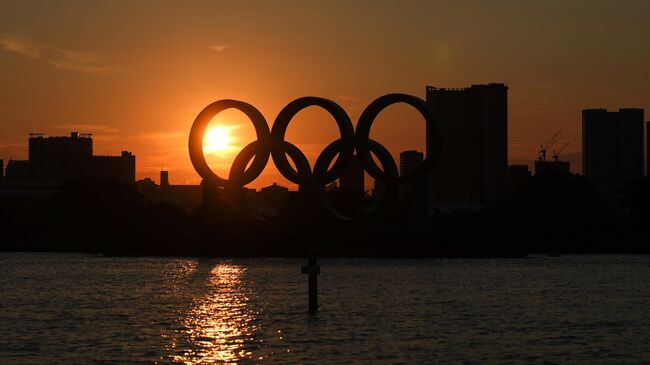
[1,253,650,364]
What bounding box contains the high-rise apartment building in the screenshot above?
[426,83,508,209]
[582,109,644,194]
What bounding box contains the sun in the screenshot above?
[204,126,234,154]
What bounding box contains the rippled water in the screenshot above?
[1,253,650,364]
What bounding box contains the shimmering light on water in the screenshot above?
[169,264,256,363]
[2,254,650,364]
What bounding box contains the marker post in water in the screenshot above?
[301,253,320,313]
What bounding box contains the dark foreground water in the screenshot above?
[1,253,650,364]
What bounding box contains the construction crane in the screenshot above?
[552,141,570,162]
[538,129,562,162]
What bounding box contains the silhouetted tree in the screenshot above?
[618,176,650,233]
[52,179,145,234]
[490,172,609,252]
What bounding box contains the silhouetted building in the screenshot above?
[647,121,649,176]
[5,160,30,182]
[0,159,3,181]
[87,152,135,183]
[259,183,290,206]
[399,150,424,177]
[339,155,364,196]
[427,83,508,209]
[158,171,201,212]
[200,179,222,207]
[8,132,136,184]
[136,177,157,195]
[28,132,93,182]
[136,172,202,212]
[159,185,202,212]
[582,109,644,194]
[160,170,169,187]
[535,160,570,176]
[399,150,424,201]
[507,165,531,192]
[400,150,428,225]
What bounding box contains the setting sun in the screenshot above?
[204,126,235,154]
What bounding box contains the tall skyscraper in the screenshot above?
[426,83,508,209]
[582,109,644,194]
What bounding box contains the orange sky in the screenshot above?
[1,1,649,189]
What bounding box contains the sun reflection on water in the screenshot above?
[169,263,258,364]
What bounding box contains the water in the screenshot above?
[1,253,650,364]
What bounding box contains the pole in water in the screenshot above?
[301,254,320,313]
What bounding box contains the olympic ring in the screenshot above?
[272,97,355,186]
[188,94,441,220]
[189,100,271,186]
[356,94,440,185]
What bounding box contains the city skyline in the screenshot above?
[3,3,650,364]
[2,88,647,190]
[2,1,650,188]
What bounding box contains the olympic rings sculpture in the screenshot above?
[189,94,441,221]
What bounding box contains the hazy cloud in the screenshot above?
[57,123,119,134]
[210,44,230,53]
[0,34,115,73]
[137,131,186,141]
